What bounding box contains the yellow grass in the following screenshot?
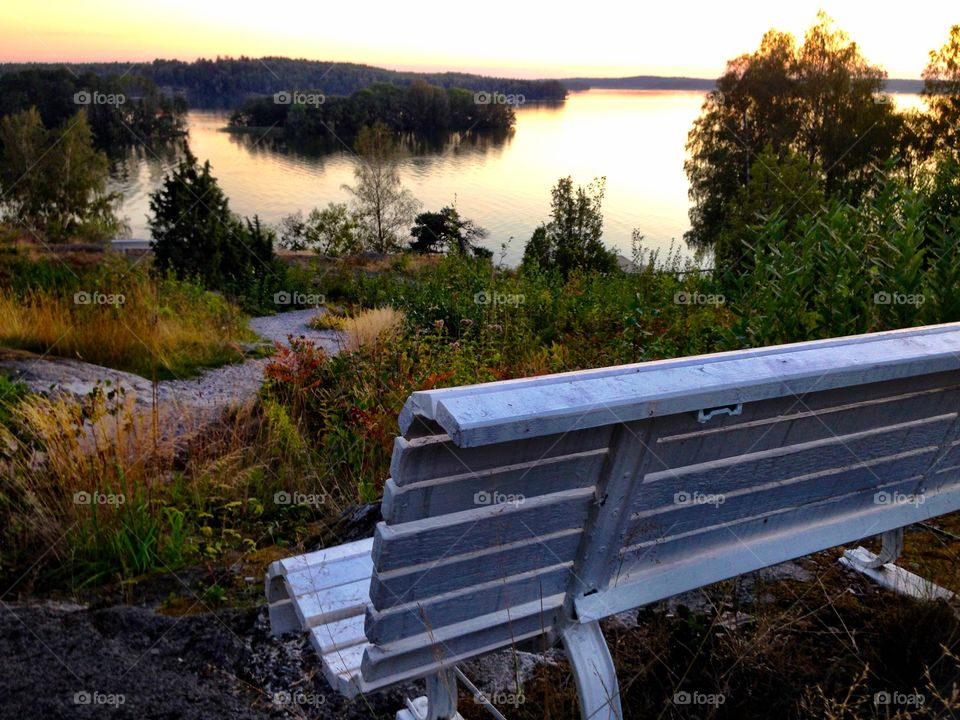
[0,273,252,378]
[343,306,405,353]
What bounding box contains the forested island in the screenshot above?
[228,80,520,137]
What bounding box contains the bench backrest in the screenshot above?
[359,323,960,692]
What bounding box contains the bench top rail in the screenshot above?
[401,322,960,448]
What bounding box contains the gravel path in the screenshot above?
[160,308,343,409]
[0,309,344,412]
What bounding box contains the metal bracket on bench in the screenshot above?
[848,527,904,570]
[840,526,956,601]
[697,403,743,423]
[561,621,623,720]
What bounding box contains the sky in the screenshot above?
[0,1,956,79]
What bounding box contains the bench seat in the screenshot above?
[266,537,374,698]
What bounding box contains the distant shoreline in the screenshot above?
[561,76,925,93]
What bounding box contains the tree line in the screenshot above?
[0,58,568,108]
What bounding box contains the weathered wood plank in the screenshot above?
[365,564,571,645]
[292,577,371,629]
[321,643,367,697]
[383,448,607,524]
[399,323,960,437]
[629,415,955,518]
[617,472,940,589]
[577,482,960,622]
[372,486,594,572]
[285,554,374,597]
[274,537,374,576]
[648,380,960,472]
[370,528,582,609]
[431,327,960,447]
[390,427,612,486]
[359,594,565,691]
[309,614,367,654]
[624,449,939,548]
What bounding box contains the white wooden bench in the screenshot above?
[267,323,960,719]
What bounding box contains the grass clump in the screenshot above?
[0,256,254,378]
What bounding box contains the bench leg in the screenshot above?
[840,526,955,601]
[856,527,904,569]
[562,620,623,720]
[397,669,462,720]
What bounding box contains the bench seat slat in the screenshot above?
[309,613,367,654]
[276,537,374,576]
[292,577,371,628]
[320,642,367,698]
[285,554,374,597]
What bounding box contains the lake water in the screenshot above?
[108,89,923,266]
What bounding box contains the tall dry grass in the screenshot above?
[1,385,336,590]
[0,269,253,378]
[343,306,405,352]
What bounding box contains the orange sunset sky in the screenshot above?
[0,1,956,79]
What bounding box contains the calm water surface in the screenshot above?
[108,89,922,266]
